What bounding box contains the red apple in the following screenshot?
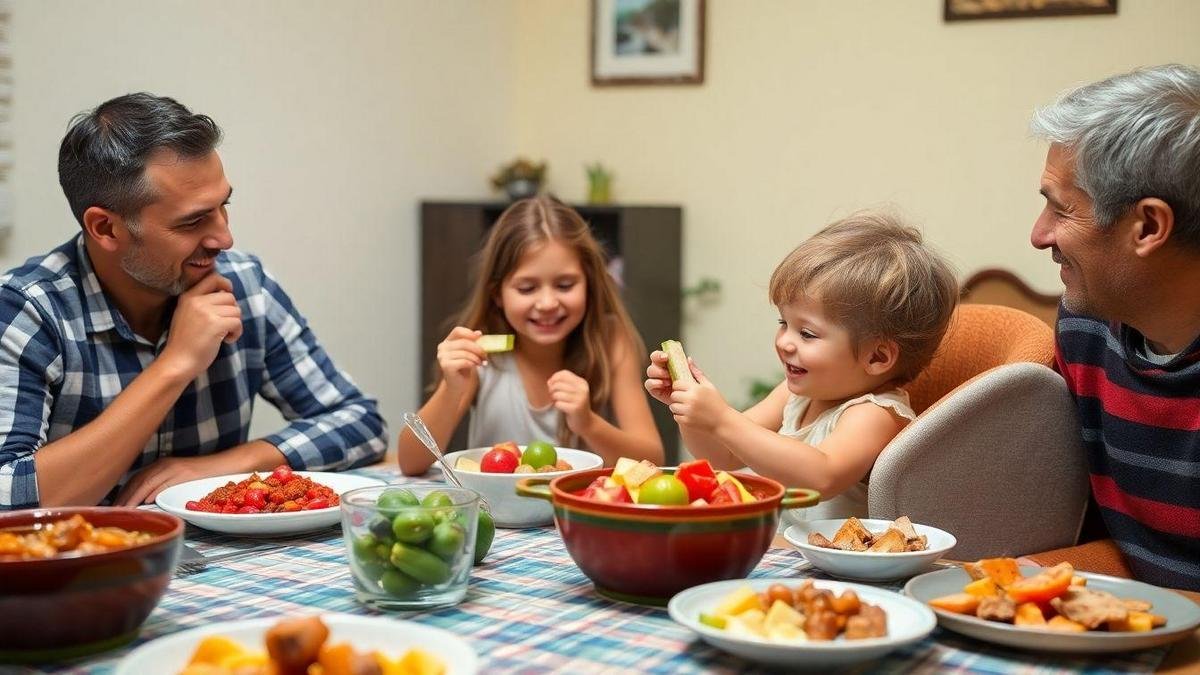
[480,448,520,473]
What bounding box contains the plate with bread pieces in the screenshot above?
[784,517,956,581]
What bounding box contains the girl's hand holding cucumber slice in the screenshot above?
[435,329,514,392]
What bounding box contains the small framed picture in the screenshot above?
[591,0,705,86]
[944,0,1117,22]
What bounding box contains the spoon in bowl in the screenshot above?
[403,412,491,510]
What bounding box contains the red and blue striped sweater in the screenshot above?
[1056,308,1200,591]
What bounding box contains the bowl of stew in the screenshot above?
[0,507,184,663]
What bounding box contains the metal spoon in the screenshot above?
[403,412,491,509]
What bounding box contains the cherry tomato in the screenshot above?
[236,505,258,514]
[270,465,295,483]
[304,498,329,510]
[480,448,520,473]
[243,489,267,510]
[185,500,202,511]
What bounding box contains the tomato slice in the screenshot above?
[708,481,741,505]
[675,459,719,502]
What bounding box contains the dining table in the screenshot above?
[25,464,1200,674]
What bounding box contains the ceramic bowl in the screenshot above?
[516,468,819,606]
[783,518,956,581]
[0,507,183,663]
[443,447,602,528]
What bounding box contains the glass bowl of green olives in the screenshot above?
[340,484,489,610]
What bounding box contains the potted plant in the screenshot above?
[491,158,547,200]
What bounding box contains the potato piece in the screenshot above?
[1014,602,1047,626]
[1046,615,1087,632]
[265,616,329,675]
[928,593,981,615]
[187,636,248,666]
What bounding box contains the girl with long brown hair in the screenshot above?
[398,196,663,474]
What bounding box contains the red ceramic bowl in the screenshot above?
[0,507,184,663]
[516,468,819,606]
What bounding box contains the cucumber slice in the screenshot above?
[661,340,697,384]
[477,334,515,353]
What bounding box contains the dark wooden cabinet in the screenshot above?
[420,201,682,463]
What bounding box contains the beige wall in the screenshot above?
[6,1,1200,443]
[512,0,1200,399]
[6,1,519,438]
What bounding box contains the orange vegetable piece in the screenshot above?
[1013,602,1047,626]
[964,558,1022,587]
[929,592,981,615]
[1007,562,1074,604]
[963,577,1000,598]
[1046,615,1086,632]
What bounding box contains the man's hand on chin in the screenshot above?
[115,455,223,506]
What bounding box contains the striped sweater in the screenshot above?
[1056,308,1200,591]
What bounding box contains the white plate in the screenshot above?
[783,519,956,581]
[156,471,384,536]
[668,577,936,667]
[444,446,602,528]
[115,613,477,674]
[905,566,1200,653]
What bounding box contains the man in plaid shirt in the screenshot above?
[0,93,387,509]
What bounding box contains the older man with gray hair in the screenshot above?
[1029,64,1200,591]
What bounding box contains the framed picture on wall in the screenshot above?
[591,0,705,86]
[945,0,1117,22]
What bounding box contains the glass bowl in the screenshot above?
[341,484,479,610]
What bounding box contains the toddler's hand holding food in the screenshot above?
[668,362,730,433]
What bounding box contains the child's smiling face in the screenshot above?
[774,296,882,402]
[497,239,588,348]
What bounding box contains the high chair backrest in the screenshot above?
[903,304,1056,415]
[870,304,1088,559]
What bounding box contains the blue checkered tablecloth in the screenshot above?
[18,467,1176,674]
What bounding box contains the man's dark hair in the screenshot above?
[58,93,222,227]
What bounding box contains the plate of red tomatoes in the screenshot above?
[156,466,384,536]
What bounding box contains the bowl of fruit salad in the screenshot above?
[443,441,602,528]
[515,458,820,606]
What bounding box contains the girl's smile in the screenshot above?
[498,239,588,347]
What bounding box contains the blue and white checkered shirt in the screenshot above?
[0,235,387,508]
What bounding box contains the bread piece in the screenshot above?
[893,515,919,540]
[866,527,907,553]
[807,532,835,549]
[831,518,870,551]
[905,535,928,552]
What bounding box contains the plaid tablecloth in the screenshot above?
[22,467,1172,674]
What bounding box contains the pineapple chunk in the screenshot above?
[766,622,807,642]
[611,458,639,485]
[733,608,766,635]
[764,599,805,631]
[455,457,481,472]
[724,614,766,641]
[713,586,762,617]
